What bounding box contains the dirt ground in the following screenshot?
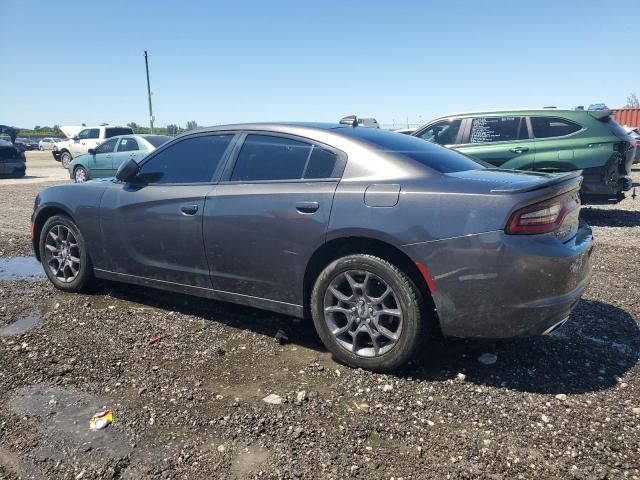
[0,153,638,479]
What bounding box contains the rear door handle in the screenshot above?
[180,204,199,215]
[509,147,529,153]
[296,201,319,213]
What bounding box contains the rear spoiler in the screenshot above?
[491,170,582,194]
[588,109,613,121]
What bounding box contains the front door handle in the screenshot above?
[296,201,319,213]
[180,204,199,215]
[509,146,529,154]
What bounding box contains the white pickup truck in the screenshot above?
[53,125,134,168]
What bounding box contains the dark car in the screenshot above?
[0,125,26,178]
[32,122,593,371]
[16,138,39,151]
[413,109,635,202]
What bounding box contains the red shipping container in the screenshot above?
[612,108,640,128]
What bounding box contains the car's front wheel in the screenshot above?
[311,254,428,371]
[60,151,73,168]
[73,166,88,183]
[39,215,94,292]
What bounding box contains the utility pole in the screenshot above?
[144,50,154,133]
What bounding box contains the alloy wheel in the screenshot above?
[323,270,403,357]
[44,224,81,283]
[74,167,87,183]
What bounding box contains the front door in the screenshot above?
[100,132,237,287]
[455,116,536,170]
[70,128,100,157]
[90,137,117,177]
[204,133,344,306]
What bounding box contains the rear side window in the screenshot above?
[95,138,117,154]
[117,138,139,152]
[530,117,582,138]
[105,127,134,138]
[469,117,524,143]
[138,134,233,184]
[231,135,340,181]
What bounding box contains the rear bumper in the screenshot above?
[0,161,26,176]
[404,224,593,338]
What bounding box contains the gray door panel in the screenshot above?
[203,181,338,305]
[100,184,213,287]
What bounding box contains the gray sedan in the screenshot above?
[31,122,593,371]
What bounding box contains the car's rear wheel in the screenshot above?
[311,254,428,371]
[39,215,94,292]
[73,166,88,183]
[60,151,72,169]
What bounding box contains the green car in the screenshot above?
[412,109,635,201]
[68,134,170,182]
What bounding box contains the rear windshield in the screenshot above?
[105,127,134,138]
[341,127,485,173]
[145,135,171,148]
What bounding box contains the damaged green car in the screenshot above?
[413,109,635,202]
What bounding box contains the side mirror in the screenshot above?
[115,158,140,183]
[88,148,96,155]
[72,136,79,141]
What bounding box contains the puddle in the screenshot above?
[231,444,271,478]
[0,256,44,281]
[0,310,42,336]
[8,385,131,465]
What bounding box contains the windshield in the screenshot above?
[145,135,171,148]
[340,127,486,173]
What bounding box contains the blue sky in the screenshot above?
[2,0,638,129]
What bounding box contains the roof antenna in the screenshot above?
[339,115,358,127]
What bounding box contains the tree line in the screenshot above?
[15,121,202,138]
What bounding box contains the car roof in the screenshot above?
[429,108,594,120]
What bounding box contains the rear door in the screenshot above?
[455,116,536,169]
[203,132,345,306]
[529,116,583,172]
[111,136,141,175]
[100,132,236,287]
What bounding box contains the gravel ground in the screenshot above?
[0,160,638,479]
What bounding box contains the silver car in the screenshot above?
[38,137,63,151]
[32,122,593,371]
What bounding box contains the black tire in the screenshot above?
[39,215,94,292]
[60,151,73,169]
[73,166,88,183]
[311,254,428,371]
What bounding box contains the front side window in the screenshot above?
[87,128,100,139]
[138,134,233,184]
[531,117,582,138]
[117,138,139,152]
[469,117,524,143]
[95,138,118,154]
[417,119,461,145]
[76,129,90,139]
[231,135,313,182]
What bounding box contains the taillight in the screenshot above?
[506,191,580,235]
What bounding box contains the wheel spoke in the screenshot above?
[379,308,401,318]
[45,244,58,253]
[331,317,355,336]
[328,286,352,303]
[325,305,352,315]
